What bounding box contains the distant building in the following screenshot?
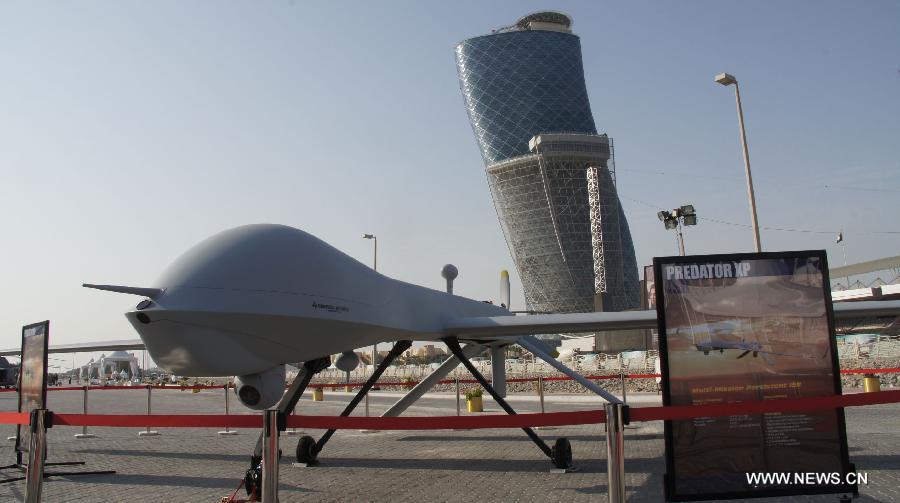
[415,345,446,359]
[456,12,640,317]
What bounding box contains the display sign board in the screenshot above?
[16,321,50,462]
[654,252,854,501]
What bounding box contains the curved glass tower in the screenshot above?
[456,12,640,315]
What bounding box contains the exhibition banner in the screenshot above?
[16,320,50,461]
[654,252,854,501]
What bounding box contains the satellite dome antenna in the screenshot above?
[441,264,458,294]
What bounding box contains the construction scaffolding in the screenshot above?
[486,134,639,316]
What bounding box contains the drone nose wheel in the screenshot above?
[296,435,319,465]
[551,438,572,469]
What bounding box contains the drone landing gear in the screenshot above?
[242,356,330,501]
[296,340,413,465]
[443,337,573,470]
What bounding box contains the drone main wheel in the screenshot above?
[296,435,318,464]
[551,437,573,469]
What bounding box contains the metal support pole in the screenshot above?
[218,384,238,436]
[24,409,48,503]
[491,345,507,398]
[455,378,460,416]
[381,343,484,417]
[517,336,622,403]
[315,340,412,453]
[620,372,627,403]
[138,385,159,436]
[605,403,626,503]
[364,392,370,417]
[538,376,545,414]
[285,409,298,436]
[733,82,761,252]
[74,386,95,439]
[444,337,553,459]
[261,409,280,503]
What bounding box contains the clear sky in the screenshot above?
[2,1,898,369]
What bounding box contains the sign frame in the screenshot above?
[654,251,855,501]
[15,320,50,465]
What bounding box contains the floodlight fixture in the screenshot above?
[657,203,697,255]
[714,72,737,86]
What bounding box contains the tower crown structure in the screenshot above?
[456,15,640,317]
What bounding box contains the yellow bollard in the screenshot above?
[312,388,324,401]
[863,374,881,393]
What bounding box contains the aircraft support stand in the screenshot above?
[491,345,507,398]
[296,340,413,464]
[245,357,330,500]
[605,402,627,503]
[261,409,282,503]
[444,338,572,470]
[381,343,483,418]
[517,336,622,404]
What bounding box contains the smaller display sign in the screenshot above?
[16,321,50,461]
[654,252,854,501]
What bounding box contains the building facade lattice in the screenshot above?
[456,13,640,315]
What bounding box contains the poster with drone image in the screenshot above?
[654,251,855,501]
[15,320,50,462]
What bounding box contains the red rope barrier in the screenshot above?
[1,390,894,430]
[53,413,261,428]
[287,409,605,430]
[0,412,31,425]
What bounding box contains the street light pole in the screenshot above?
[716,72,762,253]
[363,234,377,272]
[363,233,378,369]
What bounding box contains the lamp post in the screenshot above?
[363,233,378,368]
[658,205,697,256]
[362,234,377,271]
[715,72,761,253]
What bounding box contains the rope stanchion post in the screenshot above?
[218,384,238,436]
[261,409,280,503]
[285,409,298,436]
[605,403,626,503]
[24,409,49,503]
[138,385,159,436]
[538,376,546,414]
[455,377,460,416]
[74,385,95,439]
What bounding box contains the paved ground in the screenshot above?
[0,387,896,502]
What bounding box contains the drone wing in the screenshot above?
[0,339,145,357]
